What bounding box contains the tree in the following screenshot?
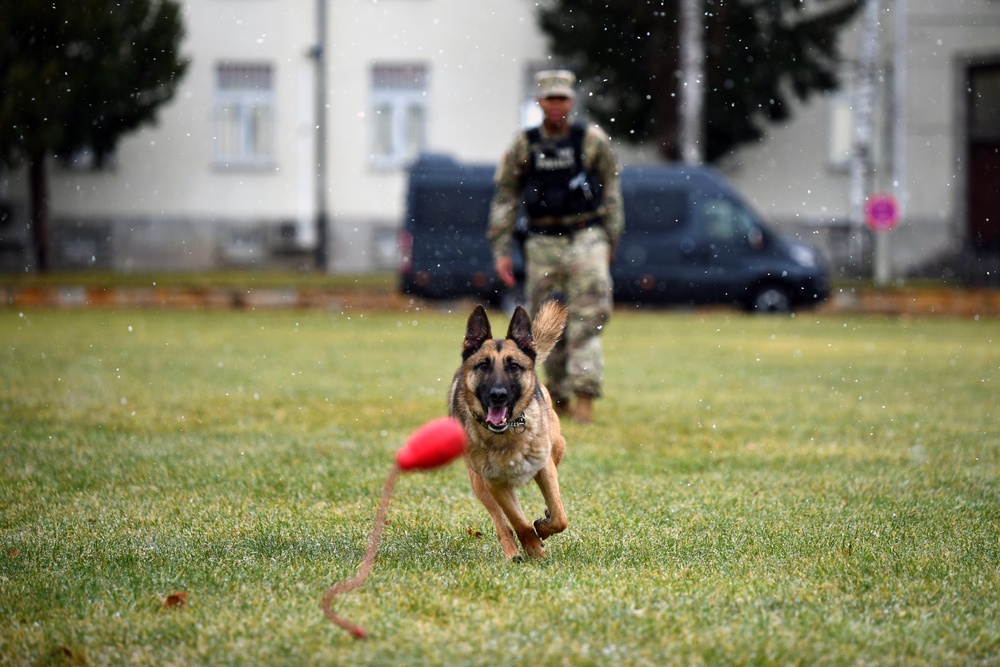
[537,0,861,163]
[0,0,188,271]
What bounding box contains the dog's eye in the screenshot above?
[506,360,523,373]
[475,360,491,373]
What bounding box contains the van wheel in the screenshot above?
[748,284,792,314]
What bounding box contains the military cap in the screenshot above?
[535,70,576,99]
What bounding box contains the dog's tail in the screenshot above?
[532,295,568,365]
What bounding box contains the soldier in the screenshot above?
[487,69,624,424]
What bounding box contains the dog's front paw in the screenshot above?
[534,508,567,540]
[522,542,546,559]
[533,508,551,540]
[515,527,546,559]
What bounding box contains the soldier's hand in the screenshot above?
[495,256,516,287]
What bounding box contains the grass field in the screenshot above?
[1,305,998,666]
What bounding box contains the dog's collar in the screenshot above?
[475,412,527,434]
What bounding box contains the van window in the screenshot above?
[410,190,490,234]
[696,197,758,245]
[624,187,687,230]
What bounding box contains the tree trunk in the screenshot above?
[679,0,704,164]
[28,153,51,272]
[648,11,681,161]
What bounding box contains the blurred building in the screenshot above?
[0,0,997,282]
[0,0,549,273]
[722,0,1000,283]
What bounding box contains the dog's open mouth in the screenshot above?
[485,406,511,427]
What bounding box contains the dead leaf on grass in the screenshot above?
[466,527,483,539]
[53,646,87,665]
[162,591,188,609]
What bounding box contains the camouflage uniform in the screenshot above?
[487,123,624,401]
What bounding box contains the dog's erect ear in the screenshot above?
[506,305,536,359]
[462,305,493,359]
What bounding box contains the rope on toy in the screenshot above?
[321,418,466,640]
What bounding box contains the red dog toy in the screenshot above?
[321,417,467,639]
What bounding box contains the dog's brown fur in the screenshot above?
[448,299,569,560]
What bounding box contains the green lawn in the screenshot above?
[1,307,997,666]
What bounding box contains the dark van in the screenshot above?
[398,154,510,304]
[399,154,829,312]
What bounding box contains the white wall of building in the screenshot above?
[322,0,548,270]
[1,0,997,278]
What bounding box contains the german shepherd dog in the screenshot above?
[448,298,569,560]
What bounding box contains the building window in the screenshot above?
[969,64,1000,141]
[827,90,853,171]
[213,62,275,168]
[370,63,427,168]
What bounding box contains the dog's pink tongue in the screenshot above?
[486,406,507,426]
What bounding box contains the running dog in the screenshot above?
[448,298,569,560]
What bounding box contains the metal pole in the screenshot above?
[875,0,909,287]
[313,0,329,272]
[680,0,704,164]
[849,0,880,276]
[892,0,907,217]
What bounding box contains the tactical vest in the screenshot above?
[521,123,603,222]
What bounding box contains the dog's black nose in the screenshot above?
[489,387,508,406]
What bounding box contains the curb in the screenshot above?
[1,285,414,313]
[818,288,1000,318]
[2,285,999,317]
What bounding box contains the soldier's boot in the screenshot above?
[573,394,593,424]
[553,396,571,417]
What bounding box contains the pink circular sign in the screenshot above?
[864,193,899,231]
